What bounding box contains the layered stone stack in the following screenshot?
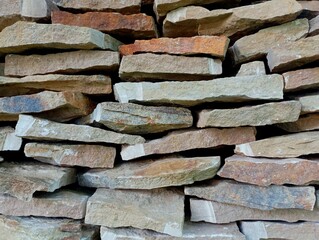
[0,0,318,239]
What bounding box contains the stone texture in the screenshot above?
[299,0,319,18]
[309,15,319,36]
[52,11,157,39]
[78,102,193,134]
[235,131,319,158]
[0,161,76,201]
[0,64,4,76]
[79,156,221,189]
[236,61,266,76]
[5,50,120,77]
[185,179,316,210]
[119,36,230,58]
[267,35,319,72]
[0,91,94,122]
[114,74,284,107]
[0,126,22,151]
[230,19,308,65]
[163,0,302,37]
[121,127,255,160]
[294,93,319,114]
[119,53,222,81]
[15,115,145,145]
[218,155,319,186]
[277,113,319,132]
[25,143,116,168]
[85,188,184,237]
[283,67,319,92]
[197,101,301,128]
[0,190,89,219]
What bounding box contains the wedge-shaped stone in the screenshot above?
[115,74,284,106]
[85,188,184,237]
[121,127,255,160]
[52,11,157,39]
[185,179,316,210]
[236,61,266,76]
[235,131,319,158]
[267,35,319,72]
[25,143,116,168]
[78,102,193,134]
[230,19,308,65]
[119,36,229,58]
[0,161,76,201]
[277,113,319,132]
[15,115,145,145]
[119,53,222,81]
[309,15,319,36]
[294,93,319,114]
[219,155,319,186]
[283,67,319,92]
[5,50,120,77]
[79,156,221,189]
[197,101,301,128]
[163,0,302,37]
[0,126,22,151]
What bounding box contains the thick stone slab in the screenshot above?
[294,93,319,114]
[85,188,184,237]
[115,74,284,107]
[25,143,116,168]
[309,15,319,36]
[219,155,319,186]
[119,53,222,81]
[197,101,301,128]
[236,61,266,76]
[283,67,319,92]
[15,115,145,145]
[78,102,193,134]
[277,113,319,132]
[5,50,120,77]
[121,127,255,160]
[0,126,22,151]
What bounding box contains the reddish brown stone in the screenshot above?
[283,67,319,92]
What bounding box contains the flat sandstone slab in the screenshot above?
[277,113,319,132]
[236,61,266,76]
[0,126,22,151]
[283,67,319,92]
[294,93,319,114]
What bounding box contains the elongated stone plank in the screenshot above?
[283,67,319,92]
[52,11,157,39]
[185,179,315,210]
[25,143,116,168]
[197,101,301,128]
[5,50,120,77]
[230,19,308,65]
[219,155,319,186]
[15,115,145,145]
[0,161,76,201]
[309,15,319,36]
[115,74,284,107]
[119,53,222,81]
[85,188,184,237]
[277,114,319,132]
[121,127,255,160]
[119,36,229,58]
[0,126,22,151]
[294,93,319,114]
[78,102,193,134]
[236,61,266,76]
[163,0,302,37]
[79,156,220,189]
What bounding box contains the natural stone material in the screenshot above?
[119,53,222,81]
[0,64,4,76]
[283,67,319,92]
[235,131,319,158]
[25,143,116,168]
[121,127,255,160]
[230,19,308,65]
[51,11,157,39]
[299,0,319,18]
[218,155,319,186]
[79,156,221,189]
[15,115,145,145]
[197,101,301,128]
[114,74,284,107]
[267,35,319,72]
[78,102,193,134]
[309,15,319,36]
[0,161,76,201]
[277,114,319,132]
[236,61,266,76]
[294,93,319,114]
[0,126,22,151]
[0,190,89,219]
[85,188,184,237]
[185,180,316,210]
[119,36,230,58]
[163,0,302,37]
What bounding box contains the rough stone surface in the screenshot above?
[236,61,266,76]
[218,155,319,186]
[294,93,319,114]
[25,143,116,168]
[119,53,222,81]
[0,161,76,201]
[0,126,22,151]
[85,188,184,237]
[15,115,145,145]
[121,127,255,160]
[299,0,319,18]
[283,67,319,92]
[115,74,284,107]
[78,102,193,134]
[309,15,319,36]
[197,101,301,128]
[79,156,221,189]
[5,50,120,77]
[277,113,319,132]
[185,179,316,210]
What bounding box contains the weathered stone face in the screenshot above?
[293,93,319,114]
[283,67,319,92]
[236,61,266,76]
[299,0,319,18]
[0,126,22,151]
[277,113,319,132]
[309,15,319,36]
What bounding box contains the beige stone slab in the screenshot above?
[283,67,319,92]
[0,126,22,151]
[236,61,266,76]
[277,113,319,132]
